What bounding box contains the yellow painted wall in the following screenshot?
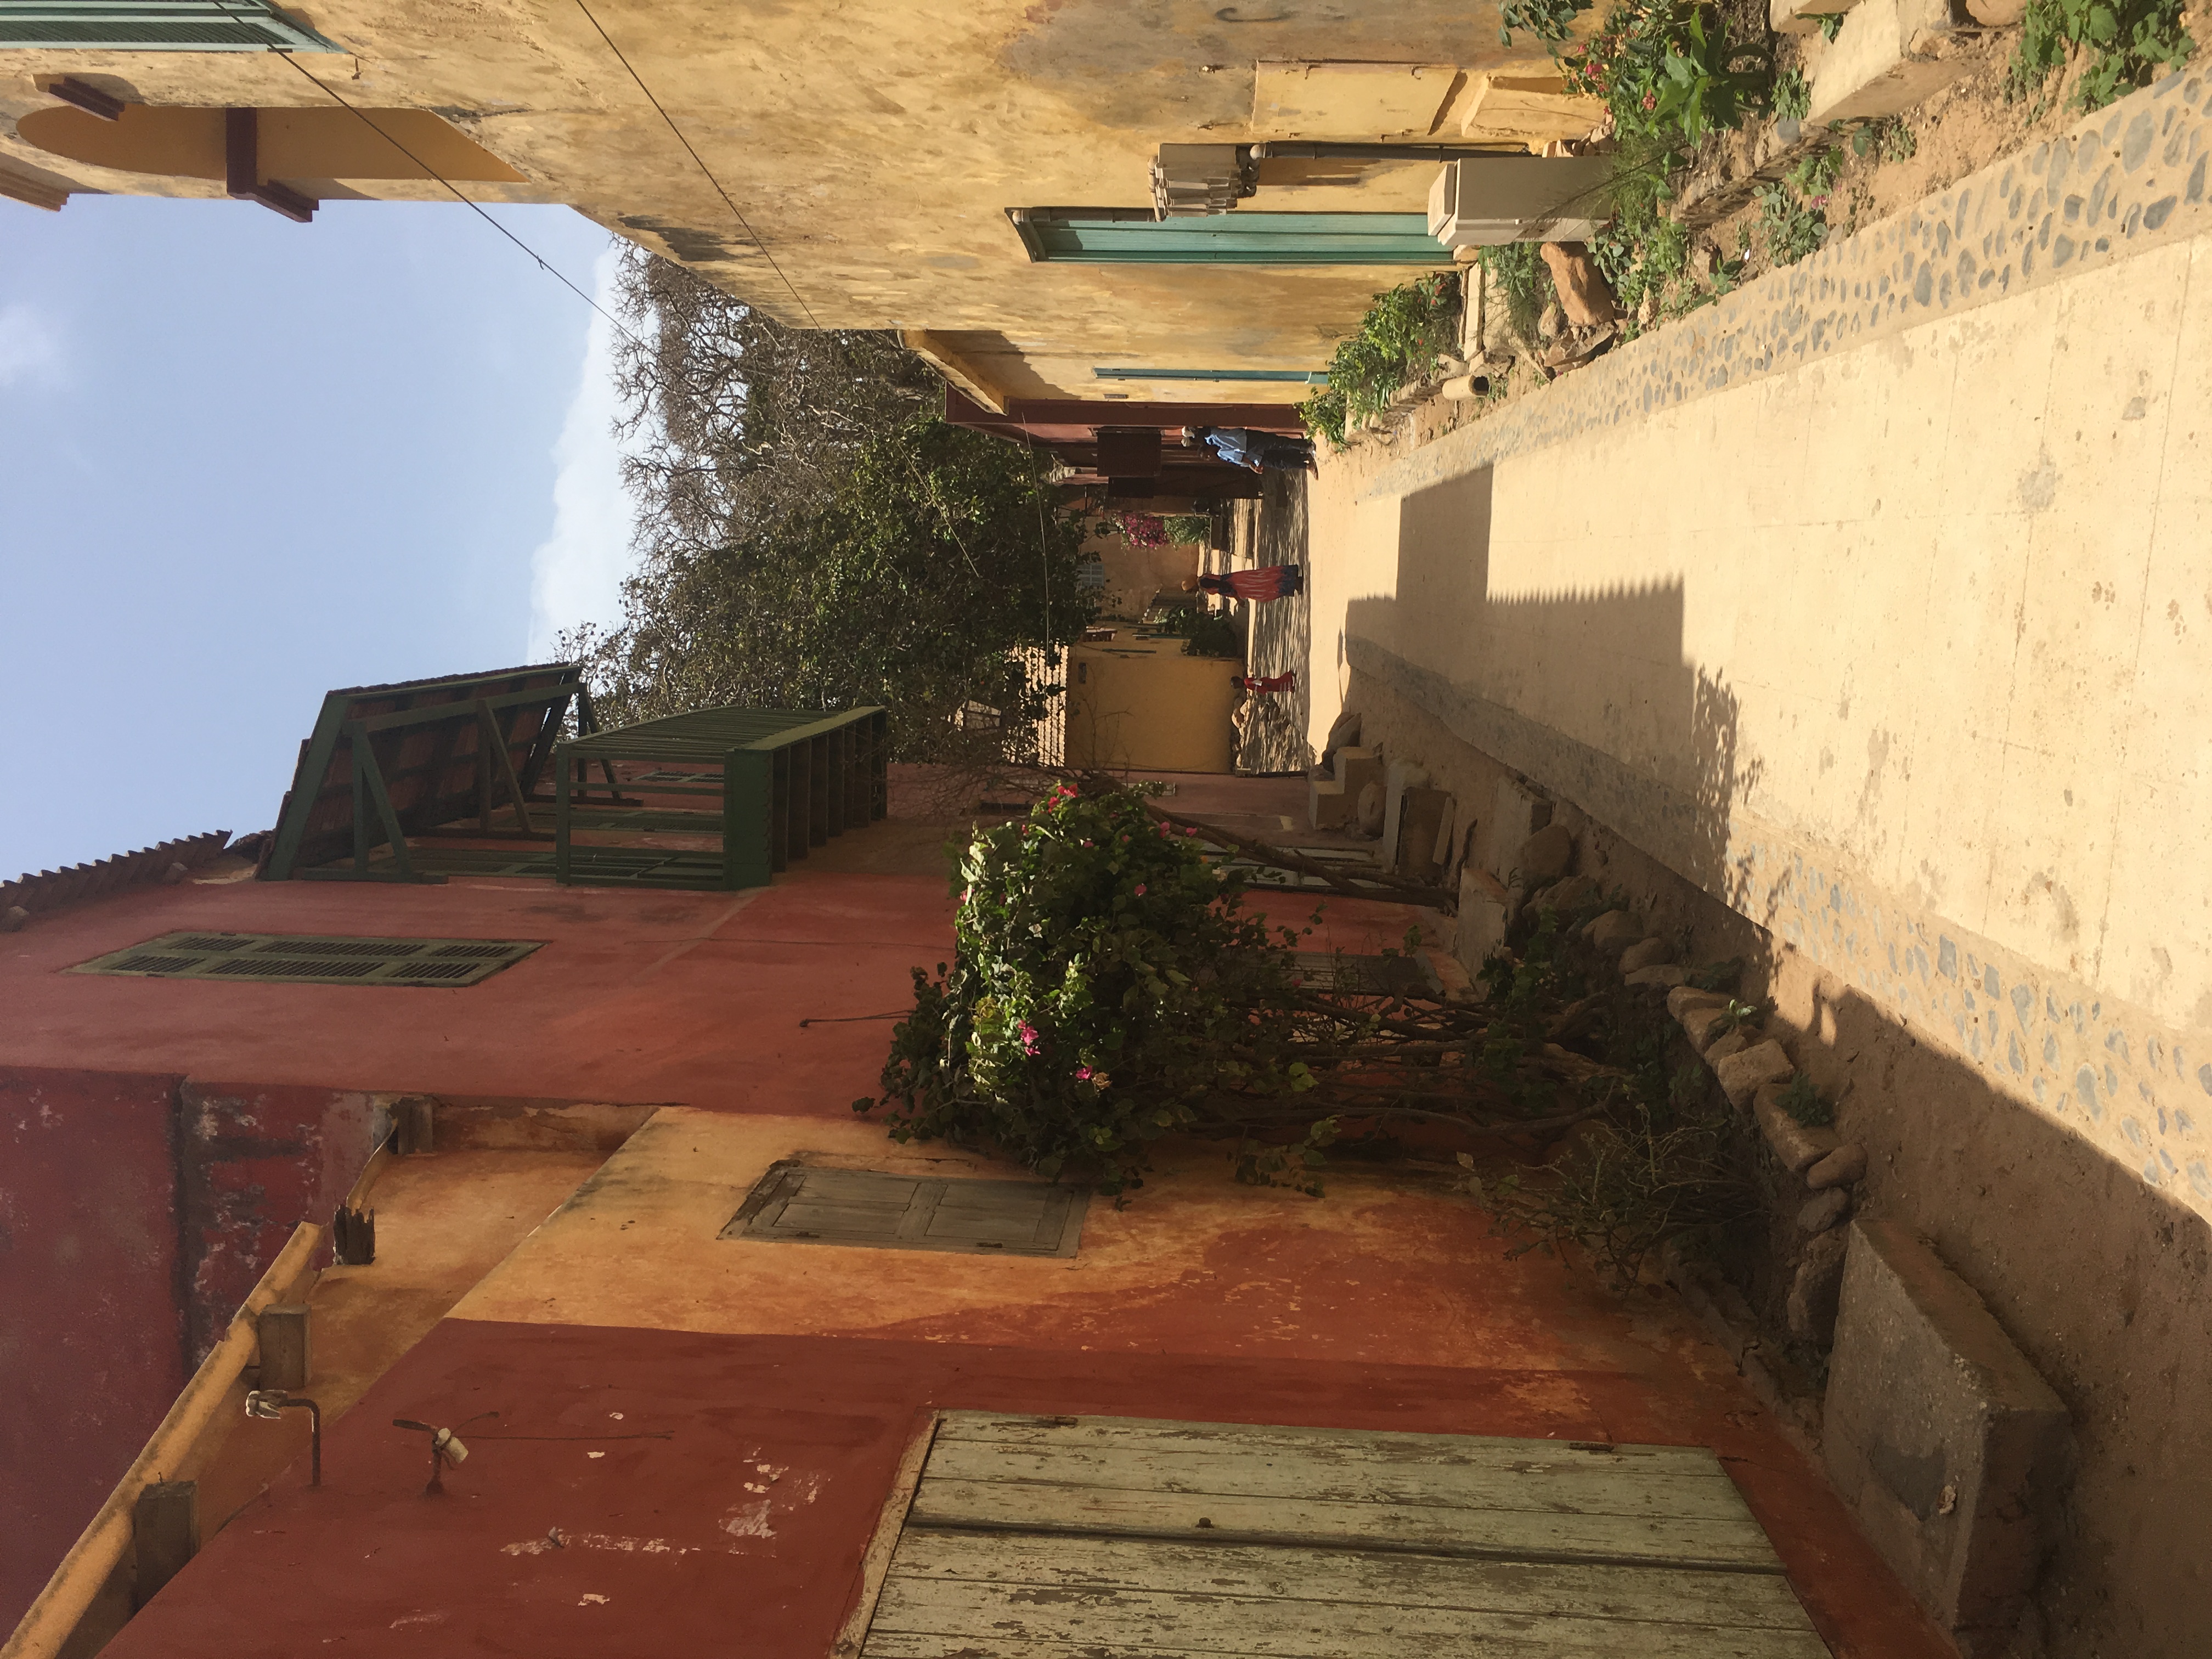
[0,3,1565,400]
[1066,635,1238,774]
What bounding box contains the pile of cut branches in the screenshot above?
[855,779,1633,1194]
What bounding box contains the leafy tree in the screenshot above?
[561,249,1091,757]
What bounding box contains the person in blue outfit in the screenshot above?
[1183,426,1316,474]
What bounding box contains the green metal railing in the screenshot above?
[553,706,889,890]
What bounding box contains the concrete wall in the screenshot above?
[0,1066,186,1636]
[1066,634,1239,772]
[0,3,1555,402]
[1314,73,2212,1226]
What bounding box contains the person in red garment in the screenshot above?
[1236,670,1297,694]
[1186,566,1304,601]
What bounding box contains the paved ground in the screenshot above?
[1293,71,2212,1659]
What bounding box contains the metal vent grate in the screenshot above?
[70,932,542,988]
[723,1164,1087,1257]
[1293,951,1442,998]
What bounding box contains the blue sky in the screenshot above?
[0,194,633,881]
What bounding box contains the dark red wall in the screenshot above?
[0,1066,187,1633]
[0,1066,383,1631]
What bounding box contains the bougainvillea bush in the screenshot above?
[861,784,1322,1193]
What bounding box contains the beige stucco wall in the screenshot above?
[1067,634,1237,773]
[0,2,1555,400]
[1080,523,1201,622]
[1307,74,2212,1220]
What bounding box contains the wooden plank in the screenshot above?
[867,1630,1824,1659]
[865,1568,1829,1657]
[934,1412,1727,1480]
[833,1417,941,1659]
[919,1438,1754,1522]
[904,1480,1778,1571]
[881,1529,1818,1629]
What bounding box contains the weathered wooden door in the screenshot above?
[859,1412,1832,1657]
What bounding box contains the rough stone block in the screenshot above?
[1807,0,1976,125]
[1356,780,1385,836]
[1679,1004,1735,1049]
[1755,1081,1841,1171]
[1531,873,1599,915]
[1773,0,1865,34]
[1703,1030,1750,1064]
[1716,1038,1793,1107]
[1624,963,1687,989]
[1798,1187,1852,1234]
[1667,985,1730,1020]
[1516,821,1575,884]
[1787,1228,1850,1341]
[1807,1143,1869,1190]
[1478,777,1552,882]
[1455,866,1513,981]
[1381,760,1430,867]
[1398,786,1452,878]
[1617,936,1675,974]
[1309,744,1382,829]
[1584,909,1644,955]
[1824,1221,2072,1655]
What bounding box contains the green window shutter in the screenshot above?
[70,932,540,986]
[0,2,343,50]
[723,1164,1088,1257]
[1017,211,1447,266]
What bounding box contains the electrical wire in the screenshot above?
[264,48,645,349]
[567,0,823,331]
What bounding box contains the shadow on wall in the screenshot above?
[1339,472,2212,1659]
[1346,467,1762,910]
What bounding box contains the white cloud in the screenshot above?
[0,302,66,390]
[527,246,637,661]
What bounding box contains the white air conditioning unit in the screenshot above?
[1151,144,1256,217]
[1427,156,1614,247]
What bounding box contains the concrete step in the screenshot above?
[1309,747,1383,830]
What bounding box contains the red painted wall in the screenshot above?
[0,1066,187,1634]
[0,1066,386,1630]
[100,1319,1951,1659]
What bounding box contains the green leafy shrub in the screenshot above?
[1851,117,1917,164]
[1299,273,1461,447]
[861,785,1318,1192]
[1757,179,1829,265]
[1561,1,1775,146]
[1776,1070,1834,1127]
[2010,0,2193,111]
[1160,606,1242,659]
[1500,0,1595,44]
[1480,241,1554,342]
[1771,66,1811,119]
[1162,514,1212,545]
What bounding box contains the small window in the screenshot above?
[69,932,540,987]
[724,1164,1087,1257]
[0,1,343,50]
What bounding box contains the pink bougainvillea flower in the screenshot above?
[1134,884,1147,896]
[1074,1066,1093,1081]
[1018,1022,1041,1056]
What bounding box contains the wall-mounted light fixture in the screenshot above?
[393,1418,471,1496]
